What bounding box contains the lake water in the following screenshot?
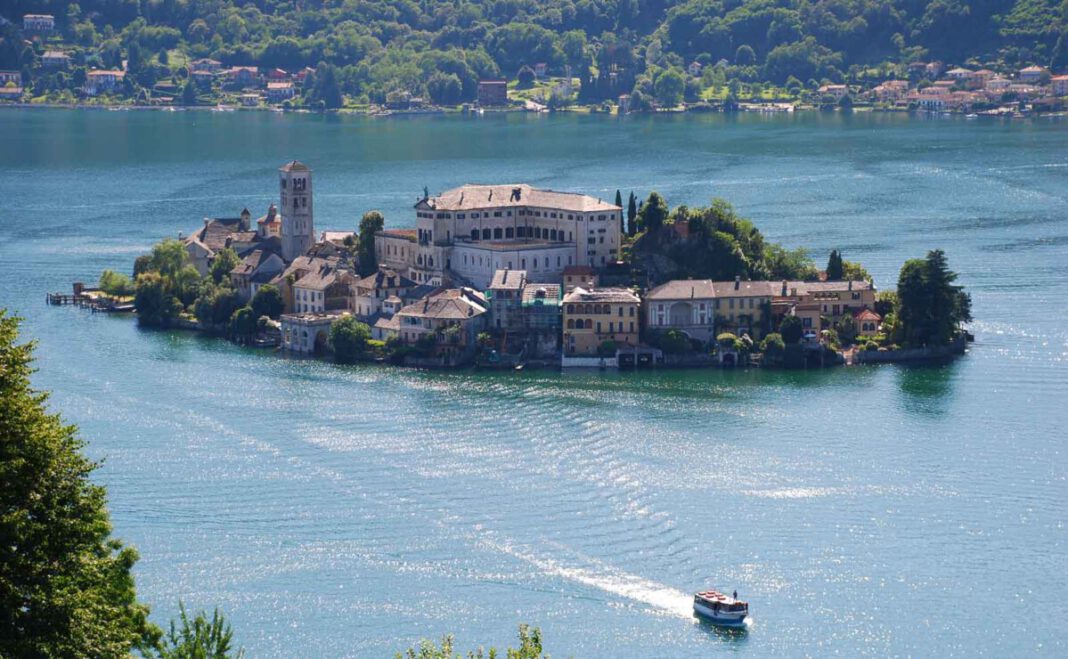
[1,109,1066,657]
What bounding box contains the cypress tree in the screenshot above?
[826,249,844,280]
[0,310,158,656]
[615,190,623,234]
[627,192,637,236]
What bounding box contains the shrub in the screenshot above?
[597,340,618,357]
[656,329,690,354]
[761,332,785,356]
[328,316,371,364]
[716,332,738,347]
[250,285,284,320]
[99,269,134,296]
[779,315,803,344]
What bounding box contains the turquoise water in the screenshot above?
[1,109,1066,657]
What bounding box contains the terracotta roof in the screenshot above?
[709,280,778,297]
[562,265,596,276]
[489,269,527,290]
[378,228,417,241]
[562,286,640,304]
[522,283,561,304]
[374,314,401,332]
[785,280,873,294]
[853,308,881,321]
[279,160,309,172]
[188,217,244,252]
[293,260,351,291]
[232,249,281,277]
[256,204,280,225]
[421,184,620,213]
[646,280,717,300]
[353,267,415,291]
[397,288,488,320]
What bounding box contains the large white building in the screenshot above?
[375,184,622,289]
[279,160,315,262]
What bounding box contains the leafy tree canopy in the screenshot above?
[0,310,159,657]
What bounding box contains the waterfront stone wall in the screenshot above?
[854,336,966,364]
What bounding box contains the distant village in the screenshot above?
[115,159,924,371]
[3,11,1066,116]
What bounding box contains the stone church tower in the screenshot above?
[279,160,314,262]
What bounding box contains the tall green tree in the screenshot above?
[0,310,159,657]
[826,249,844,280]
[895,249,971,347]
[615,189,624,234]
[181,79,196,106]
[627,191,637,236]
[357,210,385,276]
[638,191,668,232]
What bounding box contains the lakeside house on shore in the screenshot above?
[562,287,640,357]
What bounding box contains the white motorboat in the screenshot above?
[693,590,749,627]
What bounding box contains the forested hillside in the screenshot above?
[2,0,1065,104]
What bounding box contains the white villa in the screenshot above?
[375,184,622,289]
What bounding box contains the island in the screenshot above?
[56,159,972,370]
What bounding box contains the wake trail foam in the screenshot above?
[477,535,694,619]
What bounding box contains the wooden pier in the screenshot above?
[47,283,135,313]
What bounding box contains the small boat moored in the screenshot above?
[693,589,749,627]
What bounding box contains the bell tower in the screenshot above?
[279,160,314,262]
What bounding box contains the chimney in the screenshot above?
[848,280,853,291]
[781,280,788,296]
[734,275,740,290]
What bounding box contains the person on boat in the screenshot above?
[733,590,738,600]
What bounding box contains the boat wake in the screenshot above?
[475,533,694,619]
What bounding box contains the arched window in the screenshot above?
[567,304,574,313]
[428,256,434,267]
[566,319,574,329]
[505,227,514,238]
[494,228,502,239]
[482,228,491,240]
[470,229,479,241]
[584,304,593,314]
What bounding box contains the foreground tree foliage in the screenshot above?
[146,603,244,659]
[397,624,545,659]
[0,310,159,657]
